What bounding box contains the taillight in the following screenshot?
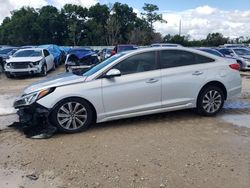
[229,63,240,71]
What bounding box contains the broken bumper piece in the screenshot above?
[16,103,50,127]
[13,103,57,139]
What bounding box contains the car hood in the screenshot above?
[6,56,43,62]
[0,54,9,59]
[23,72,87,94]
[241,55,250,60]
[69,51,96,59]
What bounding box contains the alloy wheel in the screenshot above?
[202,90,222,113]
[57,102,87,131]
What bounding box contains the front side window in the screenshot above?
[113,52,157,75]
[160,50,214,69]
[44,50,50,57]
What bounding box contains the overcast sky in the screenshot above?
[0,0,250,39]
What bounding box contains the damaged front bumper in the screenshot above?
[15,103,50,127]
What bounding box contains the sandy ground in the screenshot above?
[0,68,250,188]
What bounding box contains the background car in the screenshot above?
[5,48,55,78]
[0,47,19,72]
[151,43,183,47]
[100,48,113,61]
[198,48,225,57]
[38,44,65,67]
[111,44,138,56]
[65,47,99,72]
[219,48,250,70]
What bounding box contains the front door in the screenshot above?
[101,51,162,117]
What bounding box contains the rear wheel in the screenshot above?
[196,86,224,116]
[51,98,94,133]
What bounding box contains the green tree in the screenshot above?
[36,6,65,45]
[61,4,88,46]
[0,7,38,45]
[142,4,167,33]
[128,17,152,45]
[86,3,110,45]
[205,33,228,46]
[110,2,137,43]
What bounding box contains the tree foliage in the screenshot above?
[0,2,243,47]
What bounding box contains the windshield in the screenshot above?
[13,50,42,57]
[70,49,92,54]
[83,53,125,77]
[201,49,224,57]
[118,46,138,52]
[234,49,250,56]
[0,48,13,55]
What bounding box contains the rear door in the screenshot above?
[160,49,217,108]
[101,51,162,117]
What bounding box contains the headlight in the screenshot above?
[5,63,11,68]
[33,60,42,66]
[14,88,55,108]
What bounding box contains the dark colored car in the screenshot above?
[111,44,138,56]
[198,48,225,57]
[0,47,19,72]
[65,48,99,72]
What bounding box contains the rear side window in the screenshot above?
[114,52,157,75]
[160,50,215,69]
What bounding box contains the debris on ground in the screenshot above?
[8,122,57,139]
[26,173,39,181]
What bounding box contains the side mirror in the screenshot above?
[105,69,121,78]
[229,53,235,57]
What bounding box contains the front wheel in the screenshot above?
[196,86,224,116]
[5,72,13,78]
[40,64,47,76]
[51,98,94,133]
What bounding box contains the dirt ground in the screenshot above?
[0,68,249,188]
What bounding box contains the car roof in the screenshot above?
[119,47,220,59]
[16,48,44,51]
[117,44,138,47]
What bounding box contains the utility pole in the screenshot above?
[179,19,182,36]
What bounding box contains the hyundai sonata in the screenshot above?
[14,47,242,133]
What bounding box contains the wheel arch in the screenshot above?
[49,96,97,123]
[197,81,227,103]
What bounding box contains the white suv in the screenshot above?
[5,48,55,78]
[14,47,242,133]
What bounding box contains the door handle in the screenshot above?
[146,78,159,84]
[192,71,203,76]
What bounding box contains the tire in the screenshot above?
[196,86,224,116]
[52,62,56,71]
[51,98,94,133]
[40,64,47,76]
[5,72,13,78]
[0,65,3,73]
[238,61,243,71]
